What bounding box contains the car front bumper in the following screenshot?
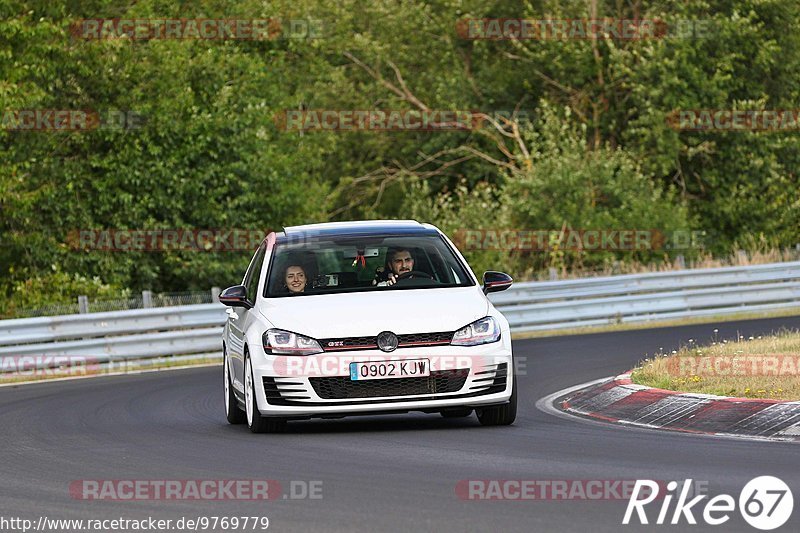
[250,344,513,418]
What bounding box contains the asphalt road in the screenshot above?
[2,316,799,532]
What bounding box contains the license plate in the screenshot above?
[349,359,430,381]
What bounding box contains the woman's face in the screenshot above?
[285,266,307,293]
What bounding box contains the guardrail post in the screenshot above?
[548,268,558,281]
[142,290,153,308]
[78,295,89,314]
[211,287,221,303]
[676,255,686,269]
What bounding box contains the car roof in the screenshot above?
[279,220,440,242]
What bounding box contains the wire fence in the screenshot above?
[6,248,800,318]
[9,290,219,319]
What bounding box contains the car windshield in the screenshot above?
[265,234,473,297]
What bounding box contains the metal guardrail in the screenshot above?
[492,261,800,332]
[2,261,800,372]
[0,304,225,347]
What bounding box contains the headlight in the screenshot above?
[262,329,323,355]
[451,316,501,346]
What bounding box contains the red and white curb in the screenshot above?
[544,373,800,442]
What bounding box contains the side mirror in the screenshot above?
[482,271,513,294]
[219,285,253,309]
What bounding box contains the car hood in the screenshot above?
[258,286,488,338]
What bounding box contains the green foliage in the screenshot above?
[0,267,129,317]
[1,0,798,311]
[406,105,693,278]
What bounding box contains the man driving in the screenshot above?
[375,247,415,286]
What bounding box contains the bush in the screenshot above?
[0,267,129,318]
[405,105,696,279]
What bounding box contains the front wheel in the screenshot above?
[476,370,517,426]
[245,354,287,434]
[224,350,245,424]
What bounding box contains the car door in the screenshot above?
[229,242,266,393]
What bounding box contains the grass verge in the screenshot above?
[631,330,800,401]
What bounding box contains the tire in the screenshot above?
[245,354,287,434]
[224,349,245,424]
[441,408,473,418]
[476,369,517,426]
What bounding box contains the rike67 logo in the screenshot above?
[623,477,793,530]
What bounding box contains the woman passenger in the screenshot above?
[284,265,307,294]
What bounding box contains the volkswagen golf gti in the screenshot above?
[220,220,515,432]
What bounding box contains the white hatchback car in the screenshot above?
[220,220,515,433]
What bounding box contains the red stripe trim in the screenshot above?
[322,344,377,352]
[397,340,451,347]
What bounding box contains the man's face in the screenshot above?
[389,250,414,276]
[285,266,307,293]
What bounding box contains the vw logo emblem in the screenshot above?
[376,331,398,352]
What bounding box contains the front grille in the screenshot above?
[397,331,453,346]
[319,331,453,351]
[309,369,468,399]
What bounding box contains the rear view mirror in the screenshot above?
[342,247,381,259]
